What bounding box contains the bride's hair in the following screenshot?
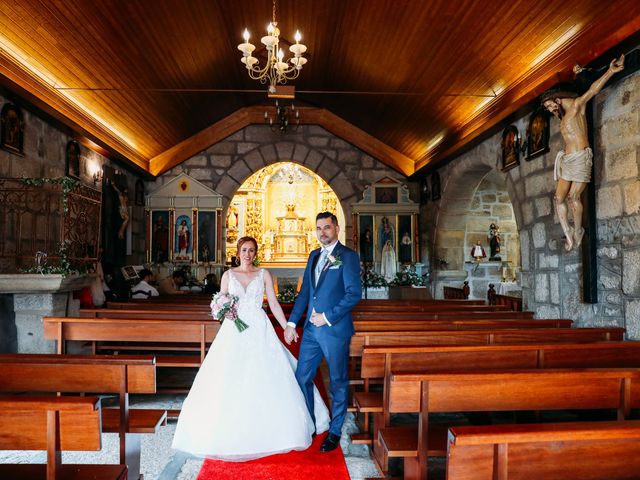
[236,236,258,255]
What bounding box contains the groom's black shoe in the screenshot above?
[320,433,341,452]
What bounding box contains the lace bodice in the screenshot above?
[228,269,265,310]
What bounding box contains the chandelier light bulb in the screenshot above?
[267,22,274,34]
[243,29,250,42]
[294,30,301,43]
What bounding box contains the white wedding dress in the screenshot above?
[172,269,330,461]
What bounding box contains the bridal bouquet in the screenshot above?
[210,292,249,333]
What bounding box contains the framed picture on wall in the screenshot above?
[198,211,216,263]
[375,186,398,204]
[431,172,441,201]
[0,103,24,155]
[174,214,193,262]
[526,110,550,160]
[501,125,520,172]
[420,176,430,203]
[150,210,170,263]
[398,215,413,264]
[65,140,81,179]
[358,215,374,264]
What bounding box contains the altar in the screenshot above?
[271,203,310,262]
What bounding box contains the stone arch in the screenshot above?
[217,137,367,243]
[433,152,522,297]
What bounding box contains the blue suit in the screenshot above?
[289,242,362,436]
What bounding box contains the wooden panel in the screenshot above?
[0,1,639,174]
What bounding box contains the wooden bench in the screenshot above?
[443,282,470,300]
[43,317,218,368]
[382,368,640,480]
[358,298,483,308]
[492,294,523,312]
[350,327,624,358]
[0,396,128,480]
[0,353,166,479]
[447,420,640,480]
[353,318,567,331]
[354,341,640,448]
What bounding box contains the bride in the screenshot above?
[172,236,330,461]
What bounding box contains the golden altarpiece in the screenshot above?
[225,162,344,268]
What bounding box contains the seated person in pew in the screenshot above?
[158,270,188,295]
[131,268,159,299]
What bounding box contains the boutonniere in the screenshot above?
[327,254,343,267]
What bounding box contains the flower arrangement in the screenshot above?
[361,268,388,288]
[210,292,249,333]
[277,285,298,304]
[389,266,428,287]
[20,240,88,277]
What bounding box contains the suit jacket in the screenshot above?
[288,242,362,338]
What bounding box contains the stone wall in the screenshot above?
[0,94,147,265]
[428,68,640,335]
[153,125,414,248]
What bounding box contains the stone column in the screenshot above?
[13,293,72,353]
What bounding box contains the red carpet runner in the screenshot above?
[196,325,349,480]
[196,432,350,480]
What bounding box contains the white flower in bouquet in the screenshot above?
[210,292,249,333]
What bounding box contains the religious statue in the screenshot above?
[380,239,397,282]
[176,219,191,259]
[542,54,624,251]
[226,205,239,244]
[470,241,486,261]
[488,223,501,261]
[153,215,169,263]
[399,231,412,264]
[111,181,130,240]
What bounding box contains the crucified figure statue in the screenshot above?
[541,54,624,251]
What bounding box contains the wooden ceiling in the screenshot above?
[0,1,639,177]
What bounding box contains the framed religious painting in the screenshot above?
[375,186,398,204]
[150,210,170,263]
[134,179,145,206]
[375,214,397,263]
[65,140,81,179]
[198,211,217,263]
[526,109,550,160]
[420,176,430,203]
[501,125,520,172]
[430,172,441,201]
[358,215,374,264]
[398,215,413,264]
[174,214,193,262]
[1,103,24,155]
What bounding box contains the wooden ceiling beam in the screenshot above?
[149,105,415,177]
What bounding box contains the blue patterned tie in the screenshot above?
[315,248,328,285]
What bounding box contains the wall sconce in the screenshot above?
[264,100,300,133]
[89,162,103,186]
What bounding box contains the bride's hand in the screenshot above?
[284,326,298,344]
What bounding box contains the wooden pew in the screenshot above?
[43,317,218,368]
[353,318,567,331]
[354,311,535,323]
[493,294,523,312]
[350,327,624,358]
[443,282,470,300]
[359,298,483,308]
[0,396,128,480]
[382,369,640,480]
[0,354,165,479]
[447,420,640,480]
[354,341,640,448]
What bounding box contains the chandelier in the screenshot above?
[237,0,308,93]
[265,100,300,133]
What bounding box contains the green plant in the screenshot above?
[21,177,81,213]
[20,240,88,277]
[277,285,298,303]
[361,268,388,288]
[389,267,427,287]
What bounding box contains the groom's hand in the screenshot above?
[284,326,298,344]
[310,312,328,327]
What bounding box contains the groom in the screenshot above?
[285,212,362,452]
